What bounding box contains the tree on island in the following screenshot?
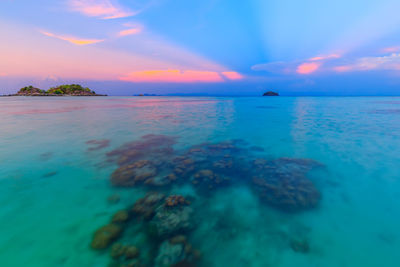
[15,84,105,96]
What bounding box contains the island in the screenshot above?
[12,84,106,96]
[263,91,279,96]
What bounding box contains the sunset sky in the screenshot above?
[1,0,400,95]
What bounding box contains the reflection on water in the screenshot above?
[0,96,400,266]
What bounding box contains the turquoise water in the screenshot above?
[1,96,400,267]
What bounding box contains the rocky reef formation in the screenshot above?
[90,135,325,266]
[150,203,194,237]
[111,160,158,187]
[13,84,106,96]
[251,158,321,211]
[91,224,123,250]
[91,192,198,266]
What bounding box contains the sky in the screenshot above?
[1,0,400,95]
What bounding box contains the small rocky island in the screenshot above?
[263,91,279,96]
[12,84,106,96]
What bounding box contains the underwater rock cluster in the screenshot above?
[90,134,324,266]
[91,192,199,266]
[251,158,321,211]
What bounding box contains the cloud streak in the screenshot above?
[69,0,135,19]
[334,53,400,72]
[120,69,243,83]
[40,30,104,45]
[118,27,142,37]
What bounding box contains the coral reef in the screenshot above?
[192,169,231,191]
[150,204,194,237]
[111,160,157,187]
[90,135,325,265]
[91,224,123,250]
[251,158,321,211]
[165,195,191,208]
[155,240,186,267]
[112,210,130,224]
[131,192,165,220]
[86,139,110,151]
[107,135,176,167]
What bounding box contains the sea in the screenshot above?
[0,96,399,267]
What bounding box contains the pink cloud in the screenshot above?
[69,0,135,19]
[382,46,400,53]
[120,70,227,83]
[333,53,400,72]
[40,30,104,45]
[221,71,243,80]
[296,62,321,74]
[309,54,341,61]
[118,27,142,37]
[333,66,353,72]
[0,72,7,77]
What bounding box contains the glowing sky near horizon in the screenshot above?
[1,0,400,95]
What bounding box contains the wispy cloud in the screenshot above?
[69,0,136,19]
[309,54,341,61]
[221,71,243,80]
[253,53,340,75]
[296,62,321,74]
[382,46,400,53]
[334,53,400,72]
[40,30,104,45]
[120,69,243,83]
[118,27,142,37]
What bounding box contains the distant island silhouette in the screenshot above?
[9,84,106,96]
[263,91,279,96]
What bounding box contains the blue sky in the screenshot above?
[1,0,400,95]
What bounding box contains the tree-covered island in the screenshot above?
[13,84,106,96]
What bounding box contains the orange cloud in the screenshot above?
[221,71,243,80]
[296,62,321,74]
[309,54,341,61]
[40,30,104,45]
[120,69,226,83]
[69,0,135,19]
[118,27,142,37]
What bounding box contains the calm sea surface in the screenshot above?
[1,96,399,267]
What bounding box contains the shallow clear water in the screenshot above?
[1,96,400,267]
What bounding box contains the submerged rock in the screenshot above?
[91,224,123,250]
[111,160,157,187]
[132,192,165,220]
[110,243,126,259]
[155,240,186,267]
[110,243,140,261]
[165,195,191,208]
[251,158,321,211]
[290,238,310,253]
[112,210,130,224]
[192,169,230,191]
[125,245,140,259]
[107,134,176,167]
[107,194,121,204]
[150,204,194,237]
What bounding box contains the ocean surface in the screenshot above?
[1,96,399,267]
